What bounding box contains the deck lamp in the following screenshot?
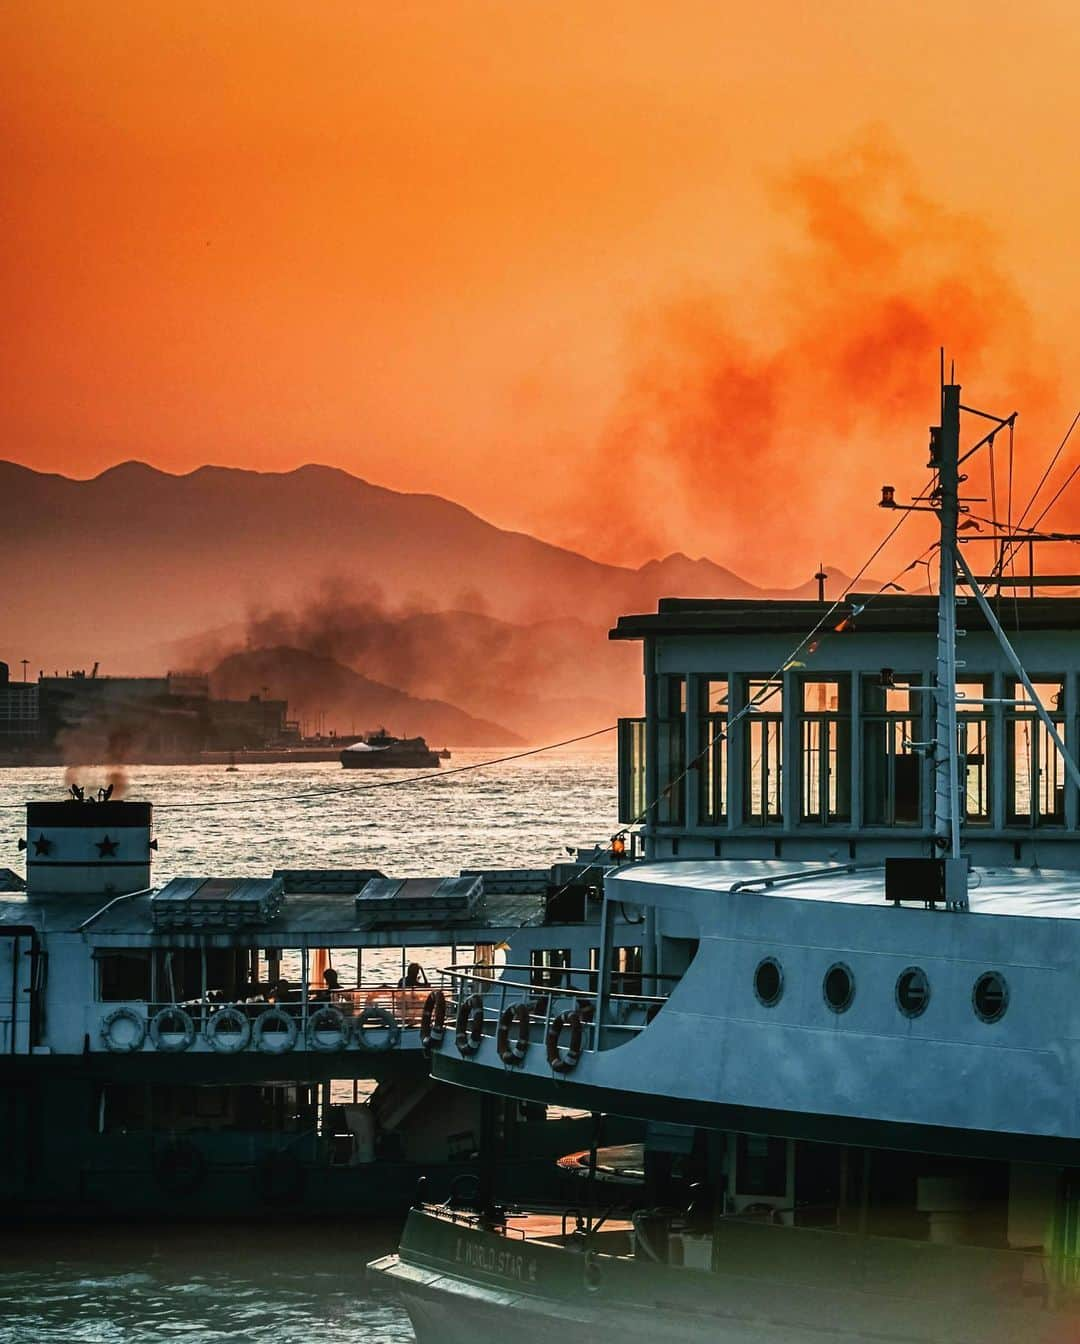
[879,485,897,508]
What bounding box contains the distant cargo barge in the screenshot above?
[340,729,446,769]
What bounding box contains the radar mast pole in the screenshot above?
[934,380,963,860]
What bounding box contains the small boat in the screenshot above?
[340,728,442,770]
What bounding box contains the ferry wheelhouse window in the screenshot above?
[611,945,643,996]
[800,678,851,824]
[698,678,728,825]
[617,717,647,825]
[530,948,573,989]
[1008,679,1065,826]
[745,678,783,825]
[656,675,686,826]
[96,950,151,1002]
[861,676,922,825]
[957,680,992,824]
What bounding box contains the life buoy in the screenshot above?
[253,1006,298,1054]
[420,989,447,1050]
[100,1006,146,1053]
[454,993,485,1055]
[353,1005,401,1052]
[497,1001,530,1066]
[149,1006,196,1053]
[153,1140,206,1197]
[204,1005,251,1053]
[546,1009,583,1072]
[306,1005,349,1052]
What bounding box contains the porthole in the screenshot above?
[823,962,855,1014]
[754,957,783,1007]
[896,967,930,1019]
[972,971,1009,1024]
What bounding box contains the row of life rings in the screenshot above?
[99,1004,401,1055]
[419,989,583,1072]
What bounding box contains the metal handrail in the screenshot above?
[456,961,681,984]
[441,964,671,1056]
[442,964,671,1005]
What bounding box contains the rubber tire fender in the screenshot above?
[253,1007,299,1054]
[149,1006,196,1053]
[305,1005,349,1053]
[353,1005,401,1052]
[100,1006,146,1054]
[204,1005,251,1053]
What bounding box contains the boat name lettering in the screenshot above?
[454,1237,537,1282]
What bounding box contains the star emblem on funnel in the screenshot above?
[33,834,52,856]
[96,835,119,858]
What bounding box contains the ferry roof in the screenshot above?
[609,593,1080,640]
[609,859,1080,921]
[0,886,545,939]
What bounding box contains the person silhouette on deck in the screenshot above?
[397,962,429,989]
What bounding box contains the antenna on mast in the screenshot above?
[933,379,962,864]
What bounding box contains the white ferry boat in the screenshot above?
[372,373,1080,1340]
[0,797,640,1220]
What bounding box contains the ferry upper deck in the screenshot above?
[612,593,1080,867]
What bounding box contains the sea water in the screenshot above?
[0,748,617,1343]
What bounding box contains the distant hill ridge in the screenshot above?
[1,459,867,741]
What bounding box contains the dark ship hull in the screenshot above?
[340,731,444,769]
[340,746,442,769]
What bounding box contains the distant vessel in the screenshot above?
[340,728,445,769]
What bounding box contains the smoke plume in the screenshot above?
[208,576,640,742]
[559,131,1060,582]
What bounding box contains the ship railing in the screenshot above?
[419,1200,592,1241]
[441,963,676,1054]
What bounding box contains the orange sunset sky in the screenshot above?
[3,2,1079,585]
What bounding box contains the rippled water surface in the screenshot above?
[0,1224,412,1344]
[0,748,617,1343]
[0,748,618,882]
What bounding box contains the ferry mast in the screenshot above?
[933,380,963,860]
[922,367,1080,872]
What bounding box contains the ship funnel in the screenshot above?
[23,798,154,897]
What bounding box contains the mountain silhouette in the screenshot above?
[1,460,871,739]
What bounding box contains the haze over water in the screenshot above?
[0,749,617,1343]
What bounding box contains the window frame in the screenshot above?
[798,676,852,825]
[1005,677,1066,828]
[697,677,729,826]
[860,674,925,827]
[743,676,784,827]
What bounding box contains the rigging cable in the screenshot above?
[1,476,938,827]
[612,478,937,837]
